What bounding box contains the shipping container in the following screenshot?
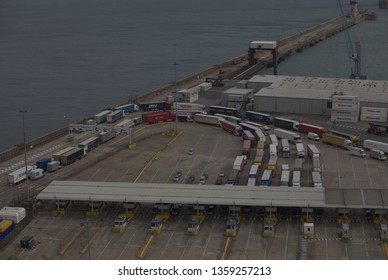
[94,110,112,124]
[332,95,359,104]
[53,147,75,162]
[7,165,34,185]
[298,123,328,137]
[60,147,85,165]
[332,102,360,110]
[78,136,99,153]
[280,170,290,187]
[360,114,387,122]
[47,161,60,172]
[245,111,273,124]
[361,107,388,115]
[138,101,170,111]
[36,158,52,171]
[274,117,299,130]
[106,110,125,123]
[274,128,302,143]
[260,170,272,186]
[307,144,320,158]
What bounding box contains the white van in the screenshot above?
[350,147,366,158]
[307,132,320,141]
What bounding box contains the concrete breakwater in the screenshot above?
[0,14,366,162]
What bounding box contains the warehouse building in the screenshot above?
[249,75,388,115]
[221,88,253,108]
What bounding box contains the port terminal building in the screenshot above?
[247,75,388,115]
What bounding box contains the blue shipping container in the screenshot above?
[0,222,15,241]
[138,102,169,111]
[115,103,136,113]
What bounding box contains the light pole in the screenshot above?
[19,110,29,200]
[173,43,178,132]
[81,219,91,260]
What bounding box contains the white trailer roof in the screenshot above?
[36,181,388,209]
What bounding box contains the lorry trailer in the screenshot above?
[220,119,242,136]
[260,170,272,186]
[94,110,112,124]
[29,168,44,181]
[142,111,176,124]
[363,139,388,154]
[274,117,299,131]
[7,165,34,185]
[307,144,320,158]
[244,121,270,135]
[245,111,273,124]
[138,101,170,111]
[322,133,352,149]
[281,138,290,158]
[330,130,360,146]
[60,147,85,165]
[296,143,305,158]
[292,171,301,187]
[242,130,255,146]
[47,161,60,172]
[312,171,322,188]
[280,170,290,186]
[242,140,251,157]
[233,155,246,171]
[312,157,321,172]
[194,114,222,126]
[114,103,139,113]
[53,147,75,162]
[98,131,116,144]
[172,102,204,111]
[298,123,328,137]
[106,110,125,123]
[274,128,302,143]
[78,136,99,153]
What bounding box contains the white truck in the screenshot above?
[312,171,322,188]
[269,144,277,157]
[269,134,278,147]
[363,139,388,154]
[349,147,366,158]
[274,128,302,143]
[280,170,290,187]
[296,143,305,158]
[8,166,34,185]
[292,171,301,187]
[281,138,290,158]
[173,102,205,111]
[307,144,320,158]
[194,114,222,126]
[370,149,386,161]
[29,168,44,181]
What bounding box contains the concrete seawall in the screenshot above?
[0,14,366,162]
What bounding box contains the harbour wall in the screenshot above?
[0,14,366,162]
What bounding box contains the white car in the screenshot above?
[307,132,320,141]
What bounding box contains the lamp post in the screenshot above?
[173,43,178,132]
[19,110,29,200]
[81,219,91,260]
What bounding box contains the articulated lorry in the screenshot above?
[220,119,242,136]
[194,114,222,126]
[322,133,352,149]
[274,128,301,143]
[363,139,388,154]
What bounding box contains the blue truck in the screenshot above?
[114,103,139,113]
[245,111,273,125]
[36,158,52,171]
[106,110,124,123]
[138,101,170,111]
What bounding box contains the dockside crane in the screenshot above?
[336,0,367,80]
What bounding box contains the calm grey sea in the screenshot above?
[0,0,387,151]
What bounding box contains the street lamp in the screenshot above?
[81,219,91,260]
[19,110,29,200]
[173,43,178,132]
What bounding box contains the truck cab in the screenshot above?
[29,168,44,181]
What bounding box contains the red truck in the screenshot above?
[298,123,328,137]
[142,111,176,124]
[242,130,256,147]
[220,119,242,136]
[242,140,251,158]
